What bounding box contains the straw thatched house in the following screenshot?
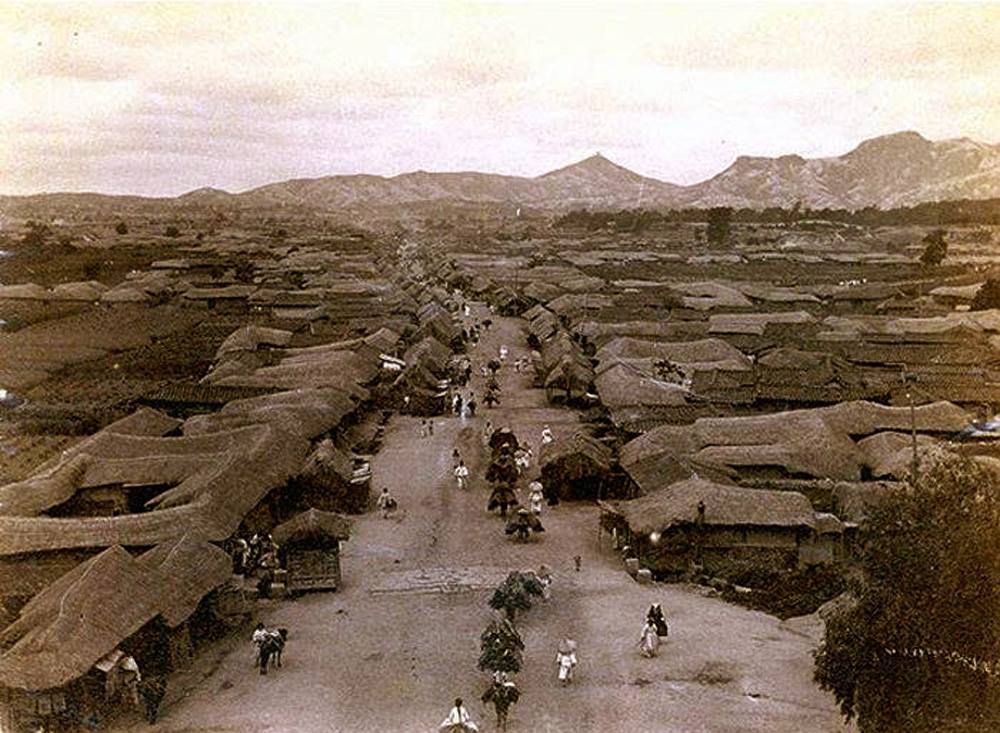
[0,536,230,733]
[272,509,352,593]
[538,433,614,501]
[604,477,816,576]
[285,439,371,515]
[618,400,969,487]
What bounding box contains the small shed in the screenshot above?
[272,509,353,593]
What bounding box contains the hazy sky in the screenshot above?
[1,2,997,196]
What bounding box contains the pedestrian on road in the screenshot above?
[528,481,544,515]
[377,487,397,519]
[639,620,660,658]
[540,425,554,445]
[499,344,508,361]
[428,420,434,436]
[483,420,493,447]
[454,394,464,417]
[454,460,470,490]
[463,303,471,318]
[440,697,478,732]
[421,419,429,438]
[452,448,462,469]
[556,640,577,686]
[466,394,477,417]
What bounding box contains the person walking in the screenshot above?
[440,697,478,732]
[639,619,660,658]
[454,393,464,417]
[556,640,577,686]
[466,394,477,417]
[376,487,397,519]
[528,481,544,516]
[454,460,470,490]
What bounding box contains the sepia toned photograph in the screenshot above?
[0,2,998,731]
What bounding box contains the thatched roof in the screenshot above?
[0,536,229,691]
[539,432,612,474]
[671,281,753,311]
[594,362,691,410]
[615,477,815,534]
[0,421,308,556]
[272,508,353,544]
[182,388,358,441]
[216,326,292,357]
[709,311,816,336]
[856,431,938,479]
[597,337,751,372]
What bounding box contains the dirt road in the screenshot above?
[118,306,849,733]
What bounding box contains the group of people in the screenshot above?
[230,532,280,576]
[639,603,670,658]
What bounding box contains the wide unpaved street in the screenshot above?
[118,307,850,733]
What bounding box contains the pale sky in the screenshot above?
[1,1,998,196]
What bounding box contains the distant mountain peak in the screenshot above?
[178,186,233,199]
[538,152,644,181]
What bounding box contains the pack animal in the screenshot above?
[258,628,288,675]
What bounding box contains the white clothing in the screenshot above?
[454,465,469,489]
[377,492,395,510]
[529,490,544,515]
[252,628,269,645]
[556,651,577,681]
[540,428,554,445]
[440,705,478,731]
[499,346,508,360]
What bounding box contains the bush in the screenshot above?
[164,225,181,238]
[115,221,128,235]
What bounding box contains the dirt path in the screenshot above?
[118,305,850,733]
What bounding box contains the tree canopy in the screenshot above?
[814,451,1000,732]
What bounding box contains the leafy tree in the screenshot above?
[919,229,948,266]
[478,619,524,674]
[488,572,544,621]
[970,279,1000,311]
[706,207,732,245]
[814,452,1000,733]
[164,225,181,238]
[115,221,129,235]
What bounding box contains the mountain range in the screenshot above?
[4,131,1000,214]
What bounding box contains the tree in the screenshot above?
[919,229,948,266]
[706,207,732,246]
[970,279,1000,311]
[164,225,181,238]
[488,572,545,621]
[115,221,129,235]
[814,452,1000,733]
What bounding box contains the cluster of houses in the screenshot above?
[0,231,469,731]
[413,224,999,580]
